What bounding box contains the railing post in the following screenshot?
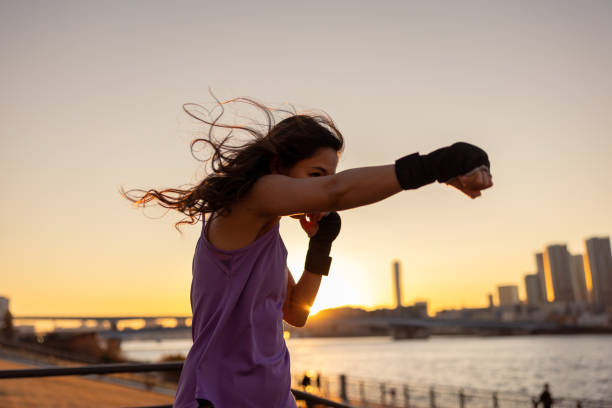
[380,382,387,406]
[390,387,397,406]
[459,388,466,408]
[144,373,156,391]
[339,374,348,402]
[359,380,367,406]
[492,391,498,408]
[429,386,436,408]
[403,384,410,408]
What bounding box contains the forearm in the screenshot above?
[285,270,322,327]
[329,164,403,211]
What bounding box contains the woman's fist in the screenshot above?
[445,165,493,198]
[298,213,324,238]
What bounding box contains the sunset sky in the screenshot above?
[1,1,611,317]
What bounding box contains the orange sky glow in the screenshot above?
[1,1,611,317]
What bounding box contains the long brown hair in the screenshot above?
[122,97,344,230]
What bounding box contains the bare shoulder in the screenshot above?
[206,203,278,251]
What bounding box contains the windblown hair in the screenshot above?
[122,98,344,230]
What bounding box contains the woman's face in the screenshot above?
[282,147,339,220]
[285,147,339,179]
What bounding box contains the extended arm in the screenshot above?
[248,142,491,217]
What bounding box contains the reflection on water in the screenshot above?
[121,334,612,400]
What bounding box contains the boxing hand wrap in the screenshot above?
[395,142,490,190]
[304,212,341,276]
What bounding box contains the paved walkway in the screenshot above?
[0,358,175,408]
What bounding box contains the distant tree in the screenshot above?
[2,310,15,339]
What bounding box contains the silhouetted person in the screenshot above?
[301,373,311,389]
[315,372,321,390]
[538,383,553,408]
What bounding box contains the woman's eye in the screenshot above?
[309,172,322,177]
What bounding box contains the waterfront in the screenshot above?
[121,334,612,401]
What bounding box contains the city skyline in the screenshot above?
[2,1,612,316]
[3,233,610,317]
[497,235,612,311]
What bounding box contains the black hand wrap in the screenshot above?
[394,142,490,190]
[304,212,341,276]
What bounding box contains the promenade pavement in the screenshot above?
[0,358,175,408]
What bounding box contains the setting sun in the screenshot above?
[302,255,382,315]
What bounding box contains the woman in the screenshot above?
[124,98,493,407]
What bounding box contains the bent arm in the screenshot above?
[283,267,322,327]
[249,165,402,217]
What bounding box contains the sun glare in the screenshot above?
[308,271,369,315]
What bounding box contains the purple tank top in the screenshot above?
[173,219,296,408]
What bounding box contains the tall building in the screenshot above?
[498,285,519,307]
[584,237,612,307]
[413,301,429,318]
[535,253,548,303]
[393,260,402,309]
[0,296,9,319]
[543,244,574,303]
[488,293,494,308]
[524,274,543,306]
[569,254,588,302]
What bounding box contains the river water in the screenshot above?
[121,334,612,401]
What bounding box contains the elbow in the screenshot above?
[284,314,307,328]
[283,307,309,328]
[292,318,307,328]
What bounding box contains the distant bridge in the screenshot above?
[13,315,192,331]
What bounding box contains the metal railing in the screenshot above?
[0,362,355,408]
[302,373,612,408]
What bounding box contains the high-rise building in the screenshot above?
[543,244,574,303]
[498,285,519,307]
[0,296,9,319]
[569,254,588,302]
[393,260,402,309]
[584,237,612,307]
[535,253,548,303]
[524,274,543,306]
[488,293,494,308]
